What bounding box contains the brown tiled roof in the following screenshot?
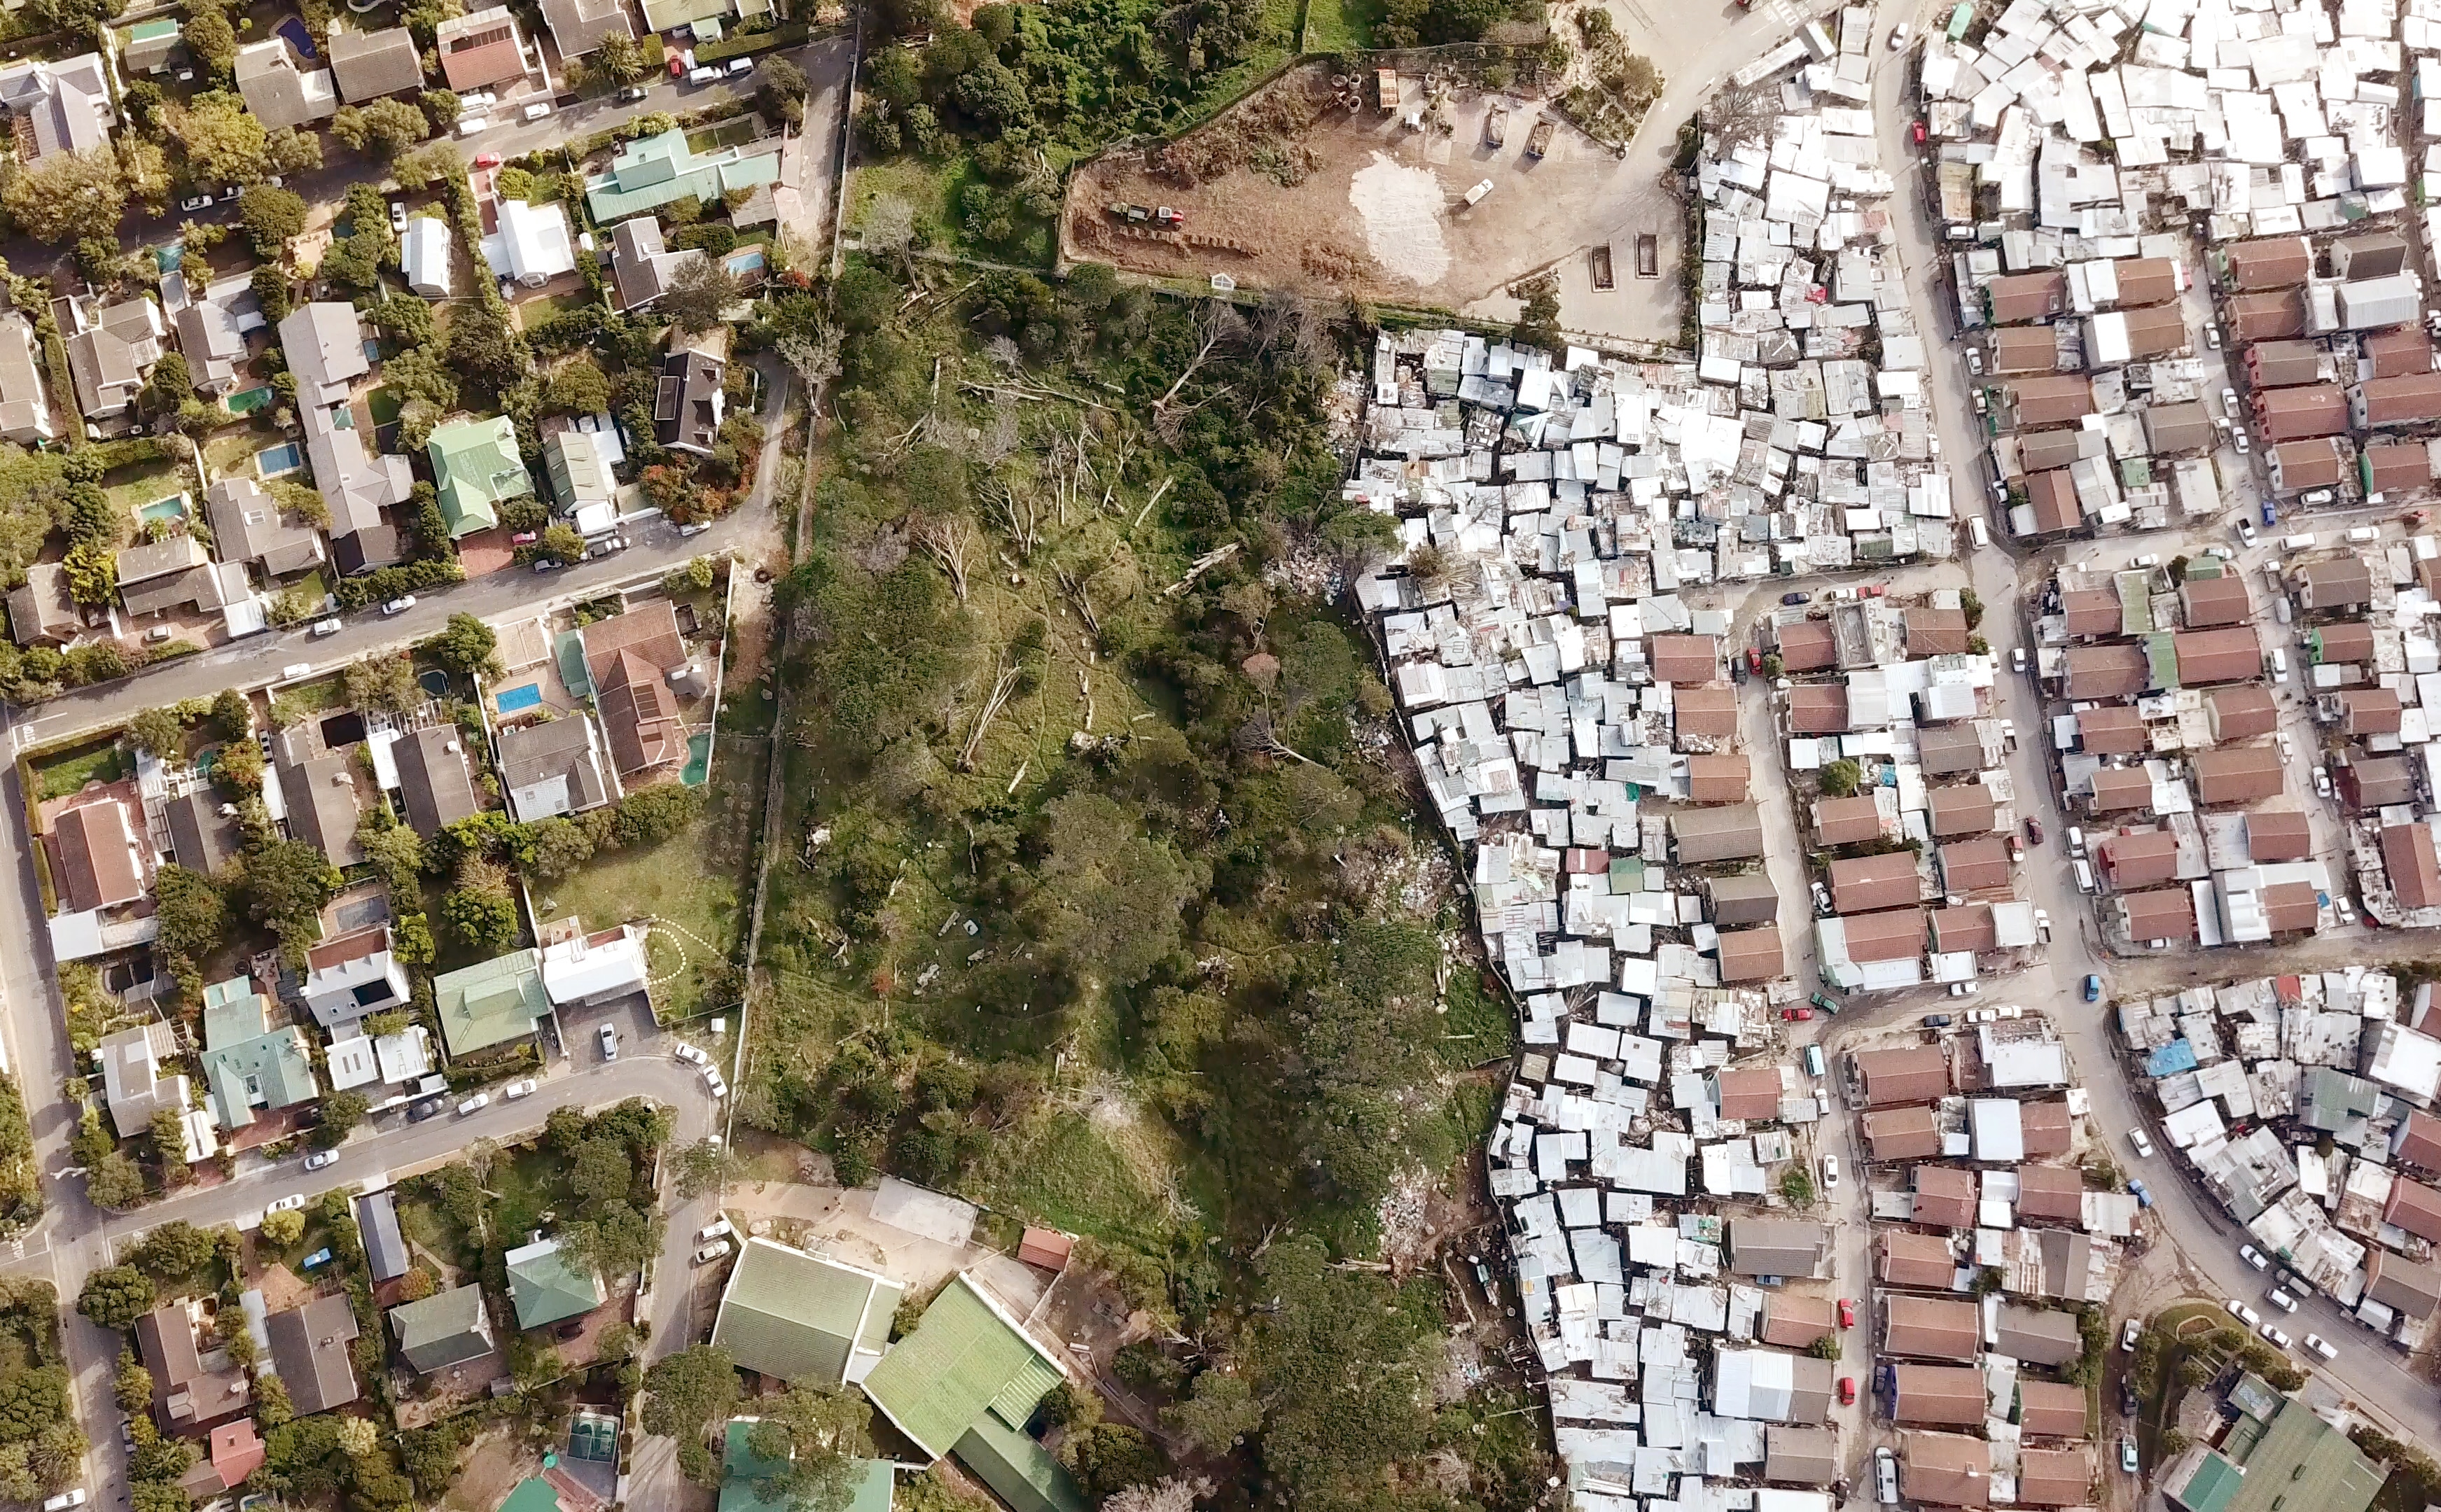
[2208,685,2279,741]
[2116,302,2189,360]
[1708,873,1781,927]
[2064,644,2148,698]
[1928,783,1996,837]
[2228,288,2308,341]
[1788,682,1850,734]
[1929,903,1996,953]
[1912,1165,1978,1228]
[2016,1379,2089,1439]
[1991,327,2066,374]
[2365,1249,2441,1319]
[2019,429,2089,472]
[1716,924,1783,983]
[1893,1370,1988,1428]
[2015,1163,2085,1222]
[1938,836,2011,894]
[2226,237,2311,289]
[2075,706,2147,754]
[1918,725,1987,777]
[2270,438,2348,490]
[1814,796,1884,846]
[1760,1292,1837,1349]
[2119,887,2198,942]
[2244,808,2314,861]
[2364,327,2433,377]
[1905,607,1970,656]
[1776,619,1838,672]
[2358,372,2441,426]
[2060,589,2117,638]
[2397,1110,2441,1173]
[1843,908,1928,962]
[2179,575,2251,628]
[2087,767,2154,813]
[1830,851,1920,913]
[2361,441,2433,494]
[1856,1045,1949,1107]
[1863,1105,1942,1161]
[2012,376,2095,428]
[2260,880,2321,934]
[2113,258,2181,306]
[2098,830,2180,886]
[1884,1295,1978,1357]
[1649,634,1720,685]
[2020,1100,2073,1155]
[52,800,141,913]
[1881,1230,1961,1288]
[2297,558,2375,608]
[2026,470,2082,533]
[2383,822,2441,907]
[2248,340,2326,388]
[2340,755,2415,810]
[1716,1063,1784,1121]
[1688,754,1751,804]
[2311,620,2377,664]
[2174,627,2262,685]
[2017,1447,2094,1506]
[1674,805,1767,863]
[1986,271,2066,323]
[2255,384,2346,440]
[1675,685,1739,741]
[2342,687,2404,735]
[2387,1177,2441,1242]
[2192,746,2285,804]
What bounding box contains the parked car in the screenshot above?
[704,1069,729,1098]
[1810,993,1841,1016]
[2121,1318,2141,1351]
[726,56,755,74]
[1820,1155,1839,1191]
[2026,817,2045,845]
[2268,1288,2298,1312]
[674,1043,709,1066]
[2129,1128,2155,1158]
[598,1023,619,1060]
[2083,974,2101,1002]
[2226,1298,2263,1326]
[1889,20,1911,46]
[1922,1013,1952,1028]
[407,1096,445,1121]
[2240,1245,2272,1271]
[693,1242,731,1265]
[687,65,721,83]
[2010,644,2027,673]
[2221,386,2239,415]
[1875,1448,1898,1505]
[302,1150,338,1171]
[42,1490,85,1511]
[2120,1438,2139,1475]
[456,1093,490,1116]
[503,1077,538,1099]
[388,200,408,232]
[678,522,709,538]
[2304,1334,2338,1361]
[511,531,538,545]
[180,193,213,211]
[2236,518,2258,547]
[2259,1322,2292,1350]
[522,101,552,120]
[2314,766,2333,798]
[1838,1298,1856,1328]
[1811,881,1833,916]
[457,115,492,136]
[2128,1178,2152,1208]
[381,594,416,615]
[1837,1376,1856,1406]
[1966,348,1984,374]
[265,1193,309,1213]
[2260,497,2278,526]
[2120,1378,2139,1416]
[1781,591,1811,606]
[1780,1006,1813,1021]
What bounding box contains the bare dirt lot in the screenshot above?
[1064,64,1642,312]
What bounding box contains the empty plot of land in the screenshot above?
[1064,66,1640,310]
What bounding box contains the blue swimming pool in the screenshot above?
[496,683,543,713]
[255,442,302,477]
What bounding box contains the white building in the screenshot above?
[401,216,452,298]
[481,198,576,288]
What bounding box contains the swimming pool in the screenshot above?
[138,494,186,523]
[496,683,543,713]
[256,442,303,477]
[417,669,450,698]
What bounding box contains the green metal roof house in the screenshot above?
[504,1237,604,1331]
[711,1238,900,1387]
[197,977,318,1129]
[860,1275,1085,1512]
[433,948,551,1059]
[583,128,782,225]
[721,1421,892,1512]
[389,1284,496,1374]
[2162,1395,2381,1512]
[426,415,531,538]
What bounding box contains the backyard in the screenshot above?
[102,458,191,544]
[29,737,130,802]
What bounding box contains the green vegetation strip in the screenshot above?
[694,22,808,62]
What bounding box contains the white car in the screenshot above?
[281,662,314,679]
[2304,1334,2338,1361]
[2259,1322,2292,1350]
[1820,1155,1839,1191]
[2226,1298,2262,1328]
[2129,1128,2155,1158]
[2121,1319,2141,1351]
[686,65,721,83]
[2237,519,2258,547]
[2315,767,2334,799]
[1889,22,1912,47]
[599,1023,619,1060]
[265,1193,310,1214]
[381,595,416,615]
[522,101,552,120]
[2267,1288,2299,1312]
[704,1069,729,1099]
[2222,386,2240,416]
[698,1218,734,1243]
[2240,1245,2272,1271]
[302,1150,339,1171]
[456,1093,490,1116]
[1875,1448,1898,1506]
[42,1492,85,1511]
[2010,645,2027,673]
[502,1078,538,1100]
[456,115,492,136]
[673,1043,709,1067]
[725,56,756,74]
[312,617,341,637]
[389,200,408,232]
[693,1241,732,1265]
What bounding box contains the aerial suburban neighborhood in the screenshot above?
[6,0,2441,1505]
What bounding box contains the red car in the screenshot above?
[1838,1377,1857,1406]
[1781,1007,1813,1021]
[1911,120,1927,144]
[1838,1298,1856,1329]
[2025,817,2045,845]
[1746,648,1764,673]
[511,531,538,545]
[1861,584,1886,597]
[473,153,502,169]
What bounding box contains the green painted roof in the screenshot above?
[426,416,531,538]
[389,1284,495,1374]
[196,979,318,1129]
[952,1415,1086,1512]
[433,949,549,1058]
[506,1238,604,1331]
[2209,1396,2384,1512]
[861,1274,1060,1460]
[711,1239,901,1387]
[2174,1451,2244,1512]
[499,1478,566,1512]
[583,129,783,224]
[722,1422,892,1512]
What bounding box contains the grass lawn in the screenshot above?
[490,1145,571,1242]
[32,738,130,802]
[847,155,1055,270]
[202,428,272,476]
[963,1107,1178,1254]
[102,459,188,541]
[686,118,760,155]
[367,386,403,426]
[1300,0,1383,52]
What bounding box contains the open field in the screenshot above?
[1063,64,1638,309]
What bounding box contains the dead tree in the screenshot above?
[959,658,1024,770]
[1164,542,1240,596]
[985,479,1043,558]
[1150,301,1246,435]
[912,514,975,601]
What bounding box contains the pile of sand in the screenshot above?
[1348,153,1452,286]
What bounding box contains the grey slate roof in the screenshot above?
[207,476,325,577]
[327,25,424,101]
[392,724,480,835]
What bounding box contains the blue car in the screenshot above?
[2127,1179,2153,1209]
[2083,974,2102,1002]
[300,1248,333,1270]
[2260,498,2277,527]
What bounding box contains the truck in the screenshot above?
[1524,118,1555,158]
[1461,179,1494,208]
[1107,203,1183,228]
[1484,102,1508,146]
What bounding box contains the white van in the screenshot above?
[2347,524,2381,543]
[522,101,552,121]
[456,115,490,136]
[2270,647,2290,682]
[2073,858,2096,894]
[1968,515,1991,547]
[2065,825,2087,856]
[2281,532,2318,551]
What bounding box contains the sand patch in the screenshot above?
[1347,153,1452,285]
